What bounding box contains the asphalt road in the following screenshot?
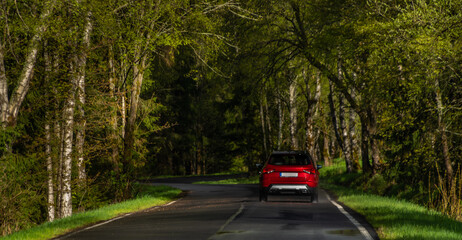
[57,176,378,240]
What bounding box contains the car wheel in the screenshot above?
[259,188,267,202]
[310,189,318,203]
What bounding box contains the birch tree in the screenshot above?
[0,0,55,131]
[289,72,298,150]
[303,69,321,163]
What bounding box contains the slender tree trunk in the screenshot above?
[337,55,353,173]
[60,55,79,218]
[0,43,8,128]
[369,109,380,174]
[45,121,55,222]
[348,88,360,171]
[109,46,119,174]
[318,100,331,167]
[260,96,268,156]
[328,79,344,154]
[121,94,126,139]
[323,131,330,166]
[0,0,56,128]
[75,12,92,187]
[123,48,147,175]
[56,119,64,218]
[289,76,298,150]
[264,94,272,150]
[435,78,453,181]
[360,119,373,174]
[277,90,284,150]
[61,96,75,218]
[44,45,55,222]
[304,70,321,163]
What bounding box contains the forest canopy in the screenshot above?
[1,0,461,235]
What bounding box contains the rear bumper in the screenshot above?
[265,184,316,195]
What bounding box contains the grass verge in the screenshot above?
[193,176,258,184]
[2,185,181,240]
[320,158,462,240]
[323,183,462,240]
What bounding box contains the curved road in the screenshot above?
[57,177,378,240]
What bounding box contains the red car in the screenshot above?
[258,151,322,202]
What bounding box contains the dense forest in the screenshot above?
[1,0,461,235]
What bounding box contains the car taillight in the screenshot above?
[303,170,315,175]
[263,168,274,174]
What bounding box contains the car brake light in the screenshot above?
[263,168,274,174]
[303,170,315,175]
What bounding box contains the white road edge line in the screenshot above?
[216,203,245,233]
[55,200,178,239]
[326,193,374,240]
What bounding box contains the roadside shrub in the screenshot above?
[364,174,388,195]
[0,154,45,236]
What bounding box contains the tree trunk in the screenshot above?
[75,12,92,187]
[44,45,55,222]
[360,119,373,174]
[277,89,284,150]
[264,94,272,150]
[435,78,453,181]
[0,43,8,128]
[123,48,147,175]
[260,96,268,156]
[289,75,298,150]
[121,94,126,139]
[0,0,56,128]
[337,55,353,173]
[109,46,120,174]
[327,79,345,154]
[364,106,380,174]
[45,121,55,222]
[339,94,352,173]
[61,100,74,218]
[304,70,321,163]
[348,88,360,171]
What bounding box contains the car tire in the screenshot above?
[259,188,268,202]
[310,188,318,203]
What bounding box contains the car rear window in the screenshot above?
[268,154,312,166]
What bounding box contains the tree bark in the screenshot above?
[109,46,120,174]
[289,74,298,150]
[0,0,56,127]
[348,89,360,171]
[75,12,92,186]
[304,70,321,163]
[61,64,77,218]
[327,79,344,154]
[368,107,380,174]
[44,45,55,222]
[123,48,147,175]
[260,96,268,156]
[0,43,8,128]
[264,94,272,150]
[435,77,453,181]
[45,121,55,222]
[360,120,373,174]
[277,88,284,150]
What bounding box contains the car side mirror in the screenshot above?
[317,164,323,170]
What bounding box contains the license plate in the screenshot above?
[280,172,298,177]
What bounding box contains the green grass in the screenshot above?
[320,160,462,240]
[194,176,258,184]
[323,183,462,240]
[2,185,181,240]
